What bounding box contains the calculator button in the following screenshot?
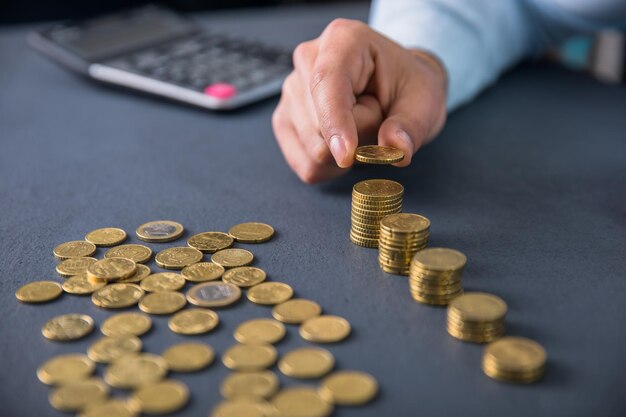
[204,83,237,99]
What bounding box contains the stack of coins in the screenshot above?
[482,337,547,383]
[408,248,466,305]
[447,292,507,343]
[378,213,430,275]
[350,179,403,248]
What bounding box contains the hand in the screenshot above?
[272,18,448,184]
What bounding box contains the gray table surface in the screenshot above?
[1,3,626,417]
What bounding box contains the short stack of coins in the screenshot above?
[350,179,403,248]
[408,247,466,305]
[482,336,547,383]
[447,292,507,343]
[378,213,430,275]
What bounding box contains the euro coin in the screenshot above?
[222,344,277,371]
[139,291,187,314]
[78,399,137,417]
[412,247,467,271]
[181,262,224,282]
[247,282,293,305]
[162,342,215,372]
[482,337,547,383]
[448,292,507,323]
[299,315,351,343]
[85,227,127,247]
[87,257,137,281]
[272,387,333,417]
[352,179,404,200]
[62,273,106,295]
[140,272,186,292]
[104,353,167,389]
[56,257,97,277]
[355,145,405,164]
[211,248,254,268]
[37,354,95,385]
[53,241,96,259]
[234,318,286,345]
[49,378,109,412]
[116,263,151,283]
[101,312,152,337]
[319,371,378,405]
[272,299,322,324]
[155,247,203,269]
[228,222,275,243]
[168,308,219,335]
[42,313,94,341]
[222,266,267,287]
[278,347,335,378]
[186,281,241,308]
[187,231,234,253]
[87,335,143,363]
[220,371,279,400]
[130,380,189,414]
[136,220,184,243]
[16,281,62,303]
[91,283,144,309]
[105,244,152,264]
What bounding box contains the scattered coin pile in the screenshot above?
[378,213,430,275]
[16,220,379,417]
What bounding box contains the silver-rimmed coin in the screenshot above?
[186,282,241,308]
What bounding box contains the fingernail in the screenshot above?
[396,129,414,160]
[329,135,346,165]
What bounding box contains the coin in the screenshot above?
[247,282,293,305]
[448,292,508,323]
[56,257,98,277]
[234,318,286,345]
[104,353,168,389]
[482,337,547,383]
[78,399,137,417]
[355,145,405,164]
[136,220,184,243]
[353,179,404,200]
[49,378,109,412]
[299,315,351,343]
[272,299,322,324]
[186,281,241,308]
[42,313,94,341]
[105,244,152,264]
[162,342,215,372]
[140,272,186,292]
[168,309,219,335]
[211,400,268,417]
[319,371,378,405]
[53,241,96,259]
[37,354,95,385]
[130,380,189,414]
[15,281,62,303]
[87,258,137,281]
[85,227,127,247]
[116,263,151,283]
[220,371,279,400]
[272,387,333,417]
[223,267,267,287]
[101,312,152,337]
[211,248,254,268]
[87,335,143,363]
[222,344,277,371]
[155,247,203,269]
[139,291,187,314]
[278,347,335,378]
[412,247,467,271]
[63,273,106,295]
[228,222,275,243]
[187,232,234,253]
[181,262,225,282]
[92,283,144,309]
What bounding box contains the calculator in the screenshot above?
[29,5,293,110]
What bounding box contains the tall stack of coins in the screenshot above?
[447,292,507,343]
[482,337,546,383]
[378,213,430,275]
[350,179,403,248]
[408,248,466,305]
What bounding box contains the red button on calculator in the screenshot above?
[204,83,237,99]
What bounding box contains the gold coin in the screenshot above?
[380,213,430,233]
[482,336,547,382]
[234,318,286,344]
[412,247,467,271]
[448,292,507,323]
[105,244,152,264]
[49,378,109,412]
[53,241,96,259]
[181,262,224,282]
[139,291,187,314]
[56,257,98,277]
[222,344,277,371]
[162,342,215,372]
[155,247,203,269]
[104,353,167,389]
[115,263,151,283]
[37,354,95,385]
[247,282,293,305]
[140,272,186,292]
[187,231,234,253]
[63,273,106,295]
[87,257,137,281]
[319,371,378,405]
[42,313,94,341]
[352,179,404,200]
[354,145,405,164]
[220,371,279,400]
[299,315,351,343]
[211,400,269,417]
[272,299,322,324]
[278,347,335,378]
[272,387,333,417]
[223,267,267,288]
[78,399,137,417]
[168,308,219,335]
[15,281,62,303]
[130,380,189,414]
[101,312,152,337]
[85,227,127,247]
[91,283,144,309]
[87,335,143,363]
[186,281,241,308]
[228,222,275,243]
[136,220,184,243]
[211,248,254,268]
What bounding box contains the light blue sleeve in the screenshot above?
[369,0,625,111]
